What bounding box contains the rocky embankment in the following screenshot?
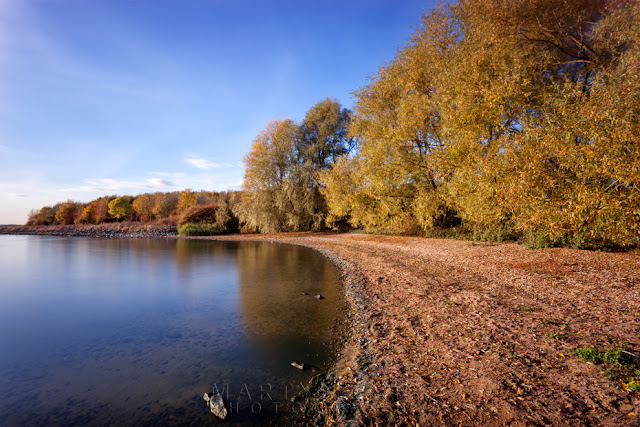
[0,224,177,238]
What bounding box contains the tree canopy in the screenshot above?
[23,0,640,249]
[233,98,353,233]
[108,196,134,220]
[318,0,640,248]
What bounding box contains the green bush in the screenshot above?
[472,225,517,243]
[178,223,227,236]
[523,231,561,249]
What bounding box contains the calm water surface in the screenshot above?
[0,235,346,426]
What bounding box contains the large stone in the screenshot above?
[203,392,229,419]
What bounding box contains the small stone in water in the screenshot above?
[203,392,229,420]
[314,294,324,299]
[291,361,305,370]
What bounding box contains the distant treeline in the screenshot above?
[236,0,640,249]
[29,0,640,248]
[27,190,242,234]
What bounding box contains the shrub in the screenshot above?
[178,203,239,233]
[472,225,517,243]
[177,223,226,236]
[178,203,219,227]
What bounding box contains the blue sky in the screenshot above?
[0,0,435,224]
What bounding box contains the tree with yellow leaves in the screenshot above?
[321,0,640,247]
[234,99,353,232]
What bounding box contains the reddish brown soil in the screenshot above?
[210,232,640,426]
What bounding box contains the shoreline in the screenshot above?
[3,228,640,425]
[0,223,177,238]
[203,232,640,426]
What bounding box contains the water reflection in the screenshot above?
[237,243,345,367]
[0,236,345,426]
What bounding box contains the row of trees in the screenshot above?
[26,0,640,248]
[238,0,640,248]
[27,190,240,226]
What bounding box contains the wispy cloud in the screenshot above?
[147,178,174,187]
[61,177,175,193]
[185,155,234,170]
[152,172,187,179]
[8,193,29,198]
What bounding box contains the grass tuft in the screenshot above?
[545,332,563,340]
[573,346,640,391]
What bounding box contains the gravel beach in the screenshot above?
[208,232,640,426]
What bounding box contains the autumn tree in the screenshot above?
[234,99,353,233]
[29,205,59,225]
[55,200,84,225]
[132,193,155,222]
[93,198,111,223]
[152,192,179,219]
[108,196,134,221]
[77,203,97,224]
[298,98,354,170]
[195,191,216,206]
[26,209,40,226]
[320,0,640,247]
[439,0,640,246]
[321,6,457,234]
[234,119,298,232]
[177,188,197,214]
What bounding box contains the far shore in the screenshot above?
[0,223,177,238]
[2,225,639,425]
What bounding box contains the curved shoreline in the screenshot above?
[216,236,376,425]
[3,228,640,425]
[204,232,640,426]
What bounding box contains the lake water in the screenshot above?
[0,235,346,426]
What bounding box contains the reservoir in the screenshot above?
[0,235,346,425]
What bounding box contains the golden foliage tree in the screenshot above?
[108,196,134,221]
[234,119,298,232]
[55,200,84,225]
[133,193,155,222]
[234,99,353,233]
[176,188,197,214]
[93,198,111,223]
[321,0,640,247]
[152,192,178,219]
[440,0,640,246]
[321,5,458,234]
[77,203,97,224]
